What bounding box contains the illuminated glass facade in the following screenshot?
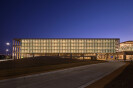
[20,38,119,54]
[12,38,120,59]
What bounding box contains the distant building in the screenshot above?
[117,41,133,60]
[120,41,133,51]
[12,38,120,60]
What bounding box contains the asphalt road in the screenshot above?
[0,61,124,88]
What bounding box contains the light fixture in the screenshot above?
[6,42,10,46]
[6,49,9,52]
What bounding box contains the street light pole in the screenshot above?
[6,49,9,59]
[6,42,10,59]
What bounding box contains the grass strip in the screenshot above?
[85,62,129,88]
[104,61,133,88]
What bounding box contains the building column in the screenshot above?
[83,54,84,60]
[116,53,118,60]
[16,41,18,59]
[14,40,16,59]
[95,53,97,60]
[70,53,72,59]
[18,41,21,59]
[123,52,126,61]
[12,40,15,59]
[106,53,108,60]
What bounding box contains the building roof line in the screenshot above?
[13,38,120,40]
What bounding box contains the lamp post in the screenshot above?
[6,42,10,59]
[6,49,9,59]
[6,49,9,55]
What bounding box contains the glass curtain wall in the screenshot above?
[21,39,119,54]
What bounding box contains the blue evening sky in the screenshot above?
[0,0,133,54]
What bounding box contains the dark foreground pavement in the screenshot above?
[0,61,124,88]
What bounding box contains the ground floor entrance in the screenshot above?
[117,51,133,60]
[14,53,117,60]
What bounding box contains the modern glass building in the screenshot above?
[12,38,120,60]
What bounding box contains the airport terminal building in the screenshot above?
[13,38,121,60]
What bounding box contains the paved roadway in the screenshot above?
[0,61,124,88]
